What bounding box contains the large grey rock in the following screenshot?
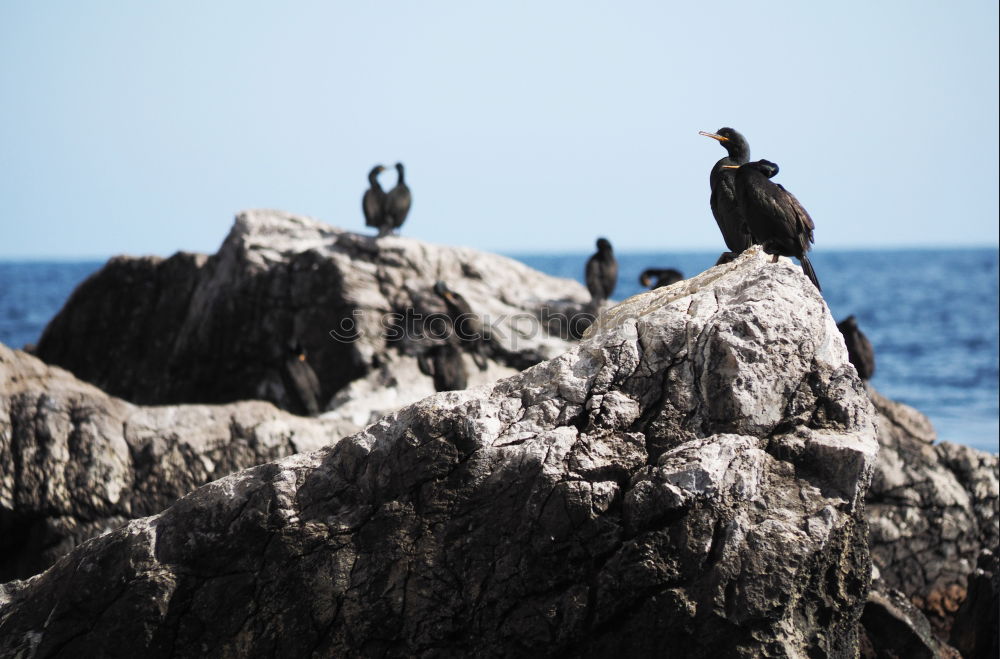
[866,388,999,635]
[0,343,349,582]
[0,248,879,658]
[34,210,589,416]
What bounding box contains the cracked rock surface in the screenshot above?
[34,210,589,416]
[865,388,999,636]
[0,249,879,657]
[0,344,349,582]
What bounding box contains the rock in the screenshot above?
[34,210,590,416]
[859,577,960,659]
[323,350,518,430]
[865,388,1000,636]
[0,343,350,581]
[0,248,879,657]
[949,548,999,659]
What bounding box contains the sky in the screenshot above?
[1,1,998,258]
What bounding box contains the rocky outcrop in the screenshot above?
[35,210,589,415]
[865,388,999,636]
[0,343,351,582]
[0,248,879,657]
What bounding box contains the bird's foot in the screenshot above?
[771,254,779,264]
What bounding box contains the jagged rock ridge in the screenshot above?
[34,210,590,415]
[0,248,880,657]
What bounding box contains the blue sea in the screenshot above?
[1,249,997,453]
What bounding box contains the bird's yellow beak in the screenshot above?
[298,353,306,361]
[699,131,728,142]
[722,165,740,170]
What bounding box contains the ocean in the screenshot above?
[1,249,997,453]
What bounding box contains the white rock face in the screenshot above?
[214,210,588,366]
[322,351,519,428]
[589,246,871,472]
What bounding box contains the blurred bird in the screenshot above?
[283,340,322,416]
[418,342,468,392]
[700,127,753,258]
[384,162,412,236]
[725,160,821,291]
[363,165,387,232]
[639,268,684,289]
[837,315,875,381]
[434,280,488,370]
[585,238,618,305]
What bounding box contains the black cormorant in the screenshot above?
[700,128,752,256]
[585,238,617,305]
[418,342,468,392]
[384,162,412,236]
[433,281,488,370]
[284,341,322,415]
[837,315,875,381]
[363,165,387,232]
[725,160,821,291]
[639,268,683,289]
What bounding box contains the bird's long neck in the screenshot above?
[369,172,383,190]
[726,143,750,165]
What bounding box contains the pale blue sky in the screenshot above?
[1,1,997,257]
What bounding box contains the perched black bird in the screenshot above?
[283,341,322,416]
[363,165,387,232]
[383,162,412,236]
[837,315,875,381]
[700,128,752,257]
[714,252,738,266]
[639,268,684,289]
[725,160,821,291]
[585,238,618,305]
[433,281,488,370]
[418,342,468,392]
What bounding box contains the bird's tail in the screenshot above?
[799,255,821,291]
